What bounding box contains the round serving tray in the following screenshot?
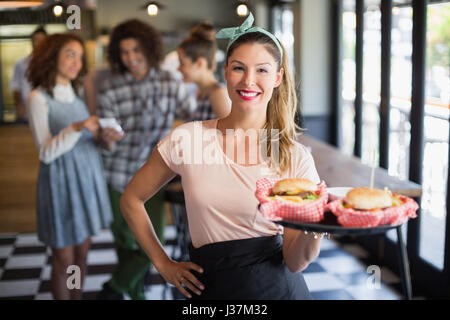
[275,211,400,235]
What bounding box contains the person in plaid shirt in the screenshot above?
[95,19,197,300]
[119,14,323,300]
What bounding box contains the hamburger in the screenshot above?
[344,187,402,211]
[269,178,320,203]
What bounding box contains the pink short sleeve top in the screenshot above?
[157,119,320,248]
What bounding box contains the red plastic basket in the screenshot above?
[255,178,328,223]
[327,195,419,228]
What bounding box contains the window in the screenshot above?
[389,5,413,181]
[341,0,356,156]
[361,1,382,166]
[419,1,449,270]
[272,4,295,76]
[337,0,450,294]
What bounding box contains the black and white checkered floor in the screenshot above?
[0,225,418,300]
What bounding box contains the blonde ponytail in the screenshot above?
[264,45,301,175]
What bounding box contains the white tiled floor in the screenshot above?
[91,230,115,243]
[303,273,347,292]
[0,246,13,258]
[40,265,51,281]
[346,284,401,300]
[0,279,40,298]
[319,238,340,250]
[83,274,112,292]
[318,255,369,274]
[86,249,118,265]
[15,234,42,247]
[4,254,47,269]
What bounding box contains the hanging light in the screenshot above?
[140,1,166,17]
[236,2,249,17]
[147,3,158,16]
[53,4,63,16]
[0,0,43,8]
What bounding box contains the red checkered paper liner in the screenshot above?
[327,195,419,228]
[255,178,328,223]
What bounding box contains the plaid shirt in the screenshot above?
[97,68,197,192]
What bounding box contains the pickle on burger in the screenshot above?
[343,187,403,211]
[269,178,320,203]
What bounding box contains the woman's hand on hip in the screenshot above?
[159,260,205,298]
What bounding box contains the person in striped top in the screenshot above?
[177,23,231,121]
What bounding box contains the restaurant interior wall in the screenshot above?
[95,0,270,37]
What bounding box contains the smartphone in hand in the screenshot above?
[99,118,124,133]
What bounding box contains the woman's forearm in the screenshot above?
[283,231,321,273]
[119,193,171,270]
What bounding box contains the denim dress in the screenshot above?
[36,90,112,248]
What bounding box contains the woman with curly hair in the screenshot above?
[27,33,112,300]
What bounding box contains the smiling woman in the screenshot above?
[119,13,323,300]
[25,33,112,300]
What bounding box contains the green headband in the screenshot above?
[215,12,283,60]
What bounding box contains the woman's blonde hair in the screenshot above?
[226,32,301,175]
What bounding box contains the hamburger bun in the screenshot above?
[272,178,318,195]
[345,187,392,210]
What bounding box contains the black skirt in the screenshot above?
[188,235,312,300]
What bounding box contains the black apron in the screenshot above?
[188,234,312,300]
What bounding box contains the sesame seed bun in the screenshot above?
[345,187,392,210]
[272,178,318,195]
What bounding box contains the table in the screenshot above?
[298,135,422,300]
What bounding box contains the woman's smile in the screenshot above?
[237,89,261,100]
[225,43,283,111]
